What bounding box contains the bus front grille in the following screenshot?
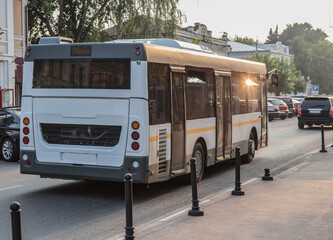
[40,123,122,147]
[158,129,167,174]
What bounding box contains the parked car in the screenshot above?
[292,97,304,103]
[0,107,20,162]
[272,96,295,117]
[298,96,333,129]
[268,98,289,120]
[268,102,280,121]
[292,99,302,116]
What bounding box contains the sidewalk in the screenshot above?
[133,147,333,240]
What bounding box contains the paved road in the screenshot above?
[0,117,331,240]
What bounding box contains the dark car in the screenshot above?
[272,96,295,117]
[268,102,280,121]
[297,97,333,129]
[268,98,289,120]
[0,107,20,162]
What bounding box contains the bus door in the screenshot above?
[260,75,268,147]
[170,66,186,172]
[215,71,232,160]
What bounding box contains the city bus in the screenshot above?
[20,37,269,183]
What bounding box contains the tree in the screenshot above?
[28,0,184,43]
[245,53,304,95]
[277,22,332,94]
[265,25,279,43]
[232,35,257,45]
[279,22,327,46]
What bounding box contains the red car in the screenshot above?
[268,98,289,120]
[292,99,302,116]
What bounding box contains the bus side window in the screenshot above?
[148,63,170,125]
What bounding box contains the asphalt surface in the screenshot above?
[0,117,332,240]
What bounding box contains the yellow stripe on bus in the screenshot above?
[149,127,215,142]
[232,119,261,127]
[149,133,171,142]
[186,126,216,135]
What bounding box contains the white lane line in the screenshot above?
[0,185,23,191]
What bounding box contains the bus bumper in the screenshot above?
[20,151,149,183]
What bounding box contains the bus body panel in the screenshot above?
[32,97,129,167]
[185,118,216,167]
[125,98,149,157]
[232,112,261,155]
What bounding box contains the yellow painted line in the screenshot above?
[186,126,216,135]
[232,119,261,127]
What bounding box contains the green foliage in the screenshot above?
[245,53,304,95]
[232,35,257,45]
[28,0,185,43]
[265,25,279,44]
[192,38,201,44]
[275,22,332,94]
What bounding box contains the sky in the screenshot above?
[178,0,333,43]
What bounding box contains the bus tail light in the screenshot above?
[131,131,140,140]
[23,127,30,135]
[23,137,30,144]
[298,108,302,115]
[330,110,333,115]
[131,142,140,150]
[23,117,30,125]
[131,121,140,130]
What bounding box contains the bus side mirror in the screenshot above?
[271,73,278,87]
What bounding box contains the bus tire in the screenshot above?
[241,132,255,164]
[192,142,205,183]
[1,138,17,162]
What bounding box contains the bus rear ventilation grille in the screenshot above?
[158,128,167,174]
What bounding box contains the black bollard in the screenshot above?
[124,173,135,240]
[188,157,204,216]
[10,201,22,240]
[232,147,244,196]
[320,124,327,153]
[262,168,273,181]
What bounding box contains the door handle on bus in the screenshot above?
[259,115,262,118]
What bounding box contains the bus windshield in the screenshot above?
[33,59,130,89]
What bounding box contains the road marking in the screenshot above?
[0,185,23,191]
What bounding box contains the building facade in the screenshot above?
[175,22,231,56]
[228,41,293,61]
[0,0,26,107]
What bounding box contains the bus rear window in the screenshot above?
[33,59,130,89]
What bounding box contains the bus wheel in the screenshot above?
[241,132,255,164]
[192,142,205,183]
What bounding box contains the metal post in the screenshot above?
[232,147,244,195]
[124,173,135,240]
[262,168,273,181]
[188,157,204,216]
[320,124,327,153]
[10,202,22,240]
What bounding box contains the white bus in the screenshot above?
[20,37,269,183]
